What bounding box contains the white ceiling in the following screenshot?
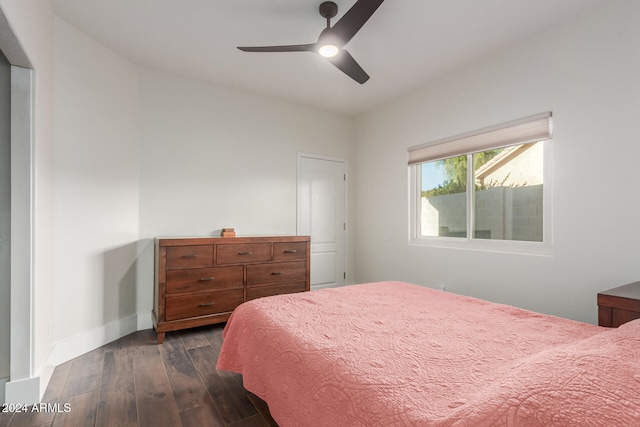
[52,0,608,116]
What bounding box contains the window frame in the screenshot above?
[409,128,553,256]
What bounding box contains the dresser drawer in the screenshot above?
[273,242,307,261]
[246,282,307,301]
[166,266,243,294]
[216,243,272,264]
[166,245,213,269]
[165,289,244,321]
[247,261,307,286]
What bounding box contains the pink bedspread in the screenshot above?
[216,281,640,426]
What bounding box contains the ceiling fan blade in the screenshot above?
[237,44,316,53]
[331,0,385,45]
[327,49,369,84]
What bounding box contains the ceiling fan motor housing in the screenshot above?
[319,2,338,20]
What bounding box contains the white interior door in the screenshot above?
[297,154,346,289]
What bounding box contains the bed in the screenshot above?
[216,281,640,426]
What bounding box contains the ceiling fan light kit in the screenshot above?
[237,0,385,84]
[318,44,339,58]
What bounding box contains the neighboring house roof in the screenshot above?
[475,142,543,186]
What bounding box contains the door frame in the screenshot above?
[8,66,34,400]
[0,8,36,403]
[296,152,348,288]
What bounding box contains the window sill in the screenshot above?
[409,236,552,256]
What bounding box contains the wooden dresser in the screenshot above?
[153,235,310,343]
[597,281,640,327]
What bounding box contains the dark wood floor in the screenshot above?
[0,324,278,427]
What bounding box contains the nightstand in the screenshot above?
[597,281,640,327]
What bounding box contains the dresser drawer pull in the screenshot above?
[238,251,253,255]
[182,254,200,258]
[284,249,297,253]
[198,302,215,307]
[271,271,285,275]
[198,277,215,281]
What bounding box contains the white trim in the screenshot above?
[45,313,144,368]
[0,377,7,404]
[137,311,153,330]
[542,139,553,250]
[38,365,55,401]
[10,65,34,383]
[311,283,344,291]
[409,164,421,240]
[4,376,39,405]
[296,152,346,163]
[409,236,552,256]
[409,141,553,256]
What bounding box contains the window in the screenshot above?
[409,113,552,252]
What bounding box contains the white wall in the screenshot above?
[139,68,354,237]
[137,68,356,314]
[52,17,140,342]
[354,0,640,324]
[48,13,357,361]
[47,15,356,368]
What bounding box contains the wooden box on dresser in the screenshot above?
[154,235,310,344]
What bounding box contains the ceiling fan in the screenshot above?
[237,1,385,84]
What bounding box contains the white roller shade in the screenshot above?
[408,112,552,165]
